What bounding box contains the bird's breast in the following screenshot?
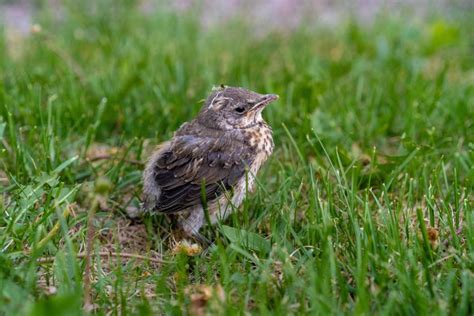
[241,122,274,180]
[245,123,274,157]
[212,123,273,221]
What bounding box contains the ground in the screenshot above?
[0,1,473,315]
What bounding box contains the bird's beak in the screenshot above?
[249,94,279,112]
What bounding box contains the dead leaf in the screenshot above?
[185,284,225,316]
[172,240,202,256]
[86,143,120,161]
[0,169,8,186]
[427,227,439,249]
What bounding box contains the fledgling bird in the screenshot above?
[143,85,278,243]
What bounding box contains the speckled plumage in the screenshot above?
[143,86,277,242]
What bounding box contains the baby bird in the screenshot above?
[143,85,278,243]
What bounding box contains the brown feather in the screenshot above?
[152,133,253,213]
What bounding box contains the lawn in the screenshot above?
[0,1,473,315]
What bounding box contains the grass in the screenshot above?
[1,1,473,315]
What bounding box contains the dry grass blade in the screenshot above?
[36,251,170,264]
[83,196,100,311]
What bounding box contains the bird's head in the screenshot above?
[197,85,278,130]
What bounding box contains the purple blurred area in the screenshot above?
[1,0,32,35]
[0,0,472,37]
[172,0,457,31]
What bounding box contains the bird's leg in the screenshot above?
[190,232,212,247]
[179,207,212,246]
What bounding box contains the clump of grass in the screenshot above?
[0,1,473,314]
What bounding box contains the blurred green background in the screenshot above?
[0,0,473,315]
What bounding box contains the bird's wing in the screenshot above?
[151,135,252,213]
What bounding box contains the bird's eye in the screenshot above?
[235,106,245,113]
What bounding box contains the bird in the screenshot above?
[142,85,278,243]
